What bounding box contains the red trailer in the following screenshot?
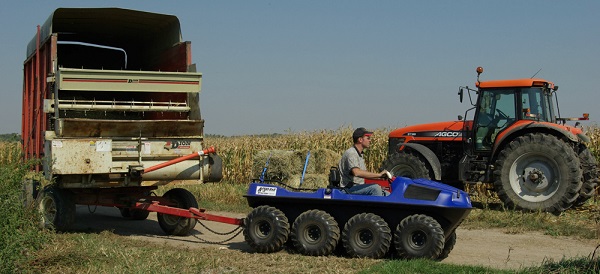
[22,7,229,234]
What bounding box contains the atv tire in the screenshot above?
[291,209,340,256]
[244,206,290,253]
[573,146,599,207]
[493,133,582,214]
[437,230,456,260]
[381,153,430,179]
[394,214,445,260]
[342,213,391,259]
[157,188,198,236]
[37,186,76,231]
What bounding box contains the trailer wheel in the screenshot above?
[494,133,582,213]
[394,214,444,259]
[290,209,340,256]
[381,153,430,179]
[437,230,456,260]
[244,206,289,253]
[22,178,40,209]
[573,146,599,207]
[157,188,198,236]
[36,186,75,231]
[119,208,150,220]
[342,213,391,259]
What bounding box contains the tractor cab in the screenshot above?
[460,67,567,152]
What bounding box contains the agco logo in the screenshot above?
[434,131,461,137]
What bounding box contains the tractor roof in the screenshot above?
[476,78,554,89]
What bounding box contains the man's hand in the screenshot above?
[379,170,391,179]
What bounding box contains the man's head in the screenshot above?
[352,127,373,146]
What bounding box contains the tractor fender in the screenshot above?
[395,143,442,180]
[492,122,581,157]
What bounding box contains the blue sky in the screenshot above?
[1,1,599,136]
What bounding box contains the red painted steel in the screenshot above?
[135,201,243,226]
[143,147,216,173]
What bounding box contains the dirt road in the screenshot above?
[73,205,599,270]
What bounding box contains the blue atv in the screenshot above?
[243,174,472,260]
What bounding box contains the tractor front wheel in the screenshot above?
[291,209,340,256]
[157,188,198,236]
[493,133,582,214]
[381,153,430,179]
[244,206,290,253]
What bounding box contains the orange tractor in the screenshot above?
[382,67,598,214]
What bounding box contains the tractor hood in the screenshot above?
[389,120,472,140]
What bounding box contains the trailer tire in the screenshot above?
[395,214,444,259]
[381,153,430,179]
[573,146,599,207]
[437,230,456,261]
[119,208,150,220]
[494,133,582,214]
[157,188,198,236]
[291,209,340,256]
[244,206,290,253]
[22,178,40,209]
[36,186,75,231]
[342,213,391,259]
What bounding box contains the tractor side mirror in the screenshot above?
[458,88,464,103]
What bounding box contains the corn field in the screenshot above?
[0,142,21,166]
[2,125,600,187]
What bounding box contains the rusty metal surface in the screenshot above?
[56,118,204,138]
[49,139,113,174]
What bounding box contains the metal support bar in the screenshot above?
[143,146,216,174]
[134,201,243,226]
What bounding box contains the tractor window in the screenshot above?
[521,88,552,122]
[475,89,516,150]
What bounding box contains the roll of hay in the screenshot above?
[252,149,341,185]
[287,174,329,189]
[311,148,341,174]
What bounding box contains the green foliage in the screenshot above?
[0,159,48,273]
[362,259,512,274]
[0,133,20,142]
[520,255,600,274]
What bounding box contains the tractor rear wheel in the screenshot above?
[157,188,198,236]
[36,186,76,231]
[291,209,340,256]
[573,146,599,207]
[244,206,290,253]
[394,214,444,259]
[342,213,391,259]
[381,153,430,179]
[493,133,582,214]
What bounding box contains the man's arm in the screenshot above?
[351,168,389,179]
